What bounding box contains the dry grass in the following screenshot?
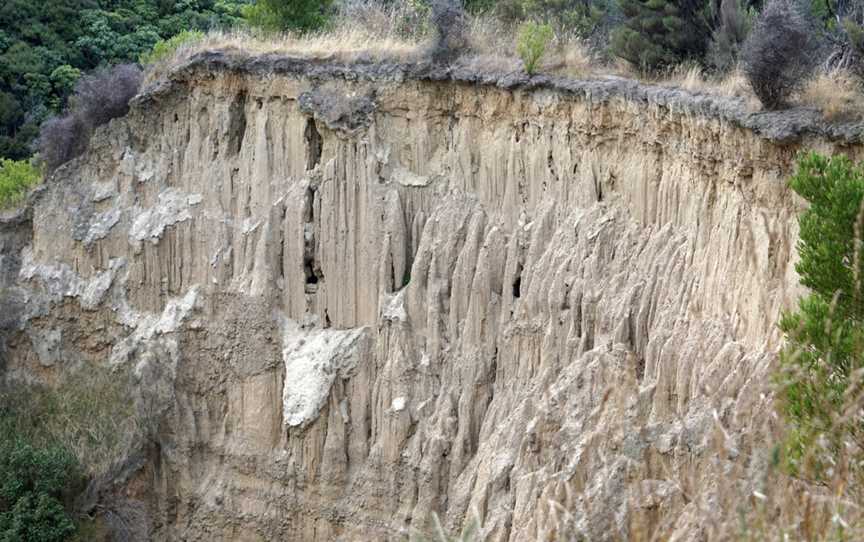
[144,27,424,84]
[800,69,864,122]
[0,363,141,477]
[660,63,757,106]
[140,1,864,120]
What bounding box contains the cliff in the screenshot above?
[3,52,863,541]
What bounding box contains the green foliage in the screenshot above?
[0,366,139,542]
[778,152,864,472]
[517,21,554,74]
[139,30,205,65]
[48,66,81,109]
[611,0,712,72]
[0,0,247,162]
[0,158,41,208]
[0,419,82,542]
[0,367,140,476]
[243,0,334,32]
[496,0,611,36]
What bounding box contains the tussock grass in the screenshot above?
[0,364,141,477]
[800,69,864,122]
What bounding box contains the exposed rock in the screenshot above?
[281,320,367,427]
[129,188,203,247]
[298,88,377,135]
[4,57,864,541]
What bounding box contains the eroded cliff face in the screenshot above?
[3,54,863,541]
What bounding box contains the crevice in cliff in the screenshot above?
[277,202,286,285]
[303,184,324,293]
[305,118,322,171]
[227,91,247,156]
[512,264,522,299]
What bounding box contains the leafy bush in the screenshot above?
[778,152,864,473]
[139,30,205,65]
[0,158,41,208]
[0,365,141,542]
[0,1,245,162]
[0,425,82,542]
[741,0,821,109]
[611,0,712,72]
[37,64,143,172]
[517,21,553,74]
[244,0,335,32]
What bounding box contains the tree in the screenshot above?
[244,0,334,32]
[611,0,713,72]
[779,153,864,471]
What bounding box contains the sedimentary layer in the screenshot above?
[3,52,863,541]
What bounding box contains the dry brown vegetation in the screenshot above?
[0,363,141,477]
[800,69,864,122]
[141,2,864,121]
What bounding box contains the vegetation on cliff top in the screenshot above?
[0,0,247,163]
[3,0,863,175]
[0,159,41,209]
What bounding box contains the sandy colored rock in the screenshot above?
[2,58,863,540]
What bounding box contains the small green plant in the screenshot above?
[243,0,335,33]
[139,30,205,65]
[516,21,553,75]
[0,158,41,208]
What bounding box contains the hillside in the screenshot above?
[2,49,861,540]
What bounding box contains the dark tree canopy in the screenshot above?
[611,0,713,72]
[0,0,247,161]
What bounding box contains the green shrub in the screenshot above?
[517,21,553,74]
[0,430,82,542]
[0,368,139,476]
[0,366,139,542]
[611,0,711,73]
[139,30,205,66]
[496,0,614,38]
[0,159,41,208]
[244,0,335,33]
[778,152,864,474]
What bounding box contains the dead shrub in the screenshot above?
[741,0,821,109]
[429,0,467,65]
[36,115,89,173]
[37,64,142,172]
